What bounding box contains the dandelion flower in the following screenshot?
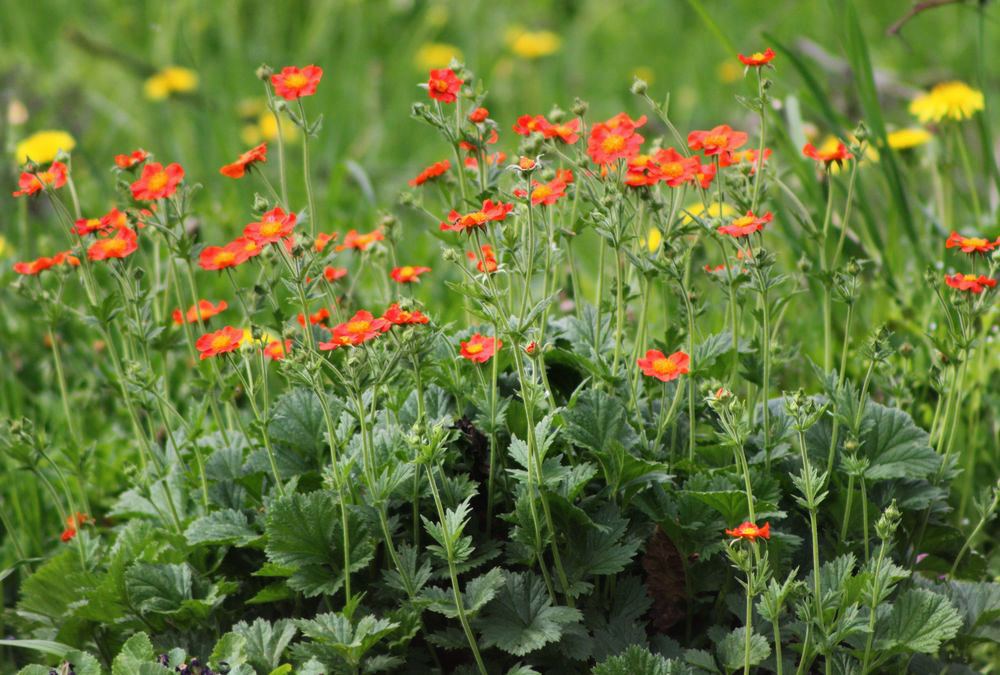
[15,130,75,164]
[909,81,984,123]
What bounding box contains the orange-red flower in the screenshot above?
[624,155,661,188]
[336,229,384,252]
[383,303,430,325]
[101,207,129,231]
[588,113,646,165]
[688,125,748,157]
[440,199,515,233]
[114,149,149,169]
[464,152,506,170]
[88,227,138,261]
[130,162,184,201]
[637,349,690,381]
[514,178,568,205]
[726,521,770,541]
[13,251,79,275]
[555,168,575,184]
[654,148,698,187]
[738,48,776,67]
[199,243,249,270]
[196,326,244,359]
[718,211,773,238]
[524,341,537,354]
[73,217,105,236]
[173,299,228,325]
[244,207,297,244]
[946,232,997,255]
[60,512,90,542]
[271,65,323,100]
[263,339,292,361]
[230,235,265,260]
[543,119,581,144]
[694,162,717,189]
[468,107,489,123]
[513,114,550,136]
[467,245,498,274]
[220,143,267,179]
[945,273,997,293]
[427,68,462,103]
[720,148,771,172]
[802,142,853,165]
[13,161,67,197]
[297,308,331,326]
[409,160,451,186]
[391,265,431,283]
[460,334,501,363]
[324,266,348,282]
[314,232,338,252]
[320,310,390,348]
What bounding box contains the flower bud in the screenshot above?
[548,104,566,124]
[571,97,589,117]
[631,78,648,96]
[846,258,862,276]
[252,193,270,211]
[441,247,460,263]
[256,64,273,80]
[875,500,901,540]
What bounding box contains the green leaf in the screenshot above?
[125,563,192,614]
[861,402,940,481]
[185,508,259,547]
[927,579,1000,642]
[111,632,157,675]
[295,612,399,668]
[563,390,636,454]
[684,490,749,524]
[592,644,692,674]
[875,588,962,654]
[210,632,248,670]
[234,618,298,674]
[564,504,642,596]
[716,627,770,671]
[269,387,330,458]
[0,639,75,657]
[479,571,583,656]
[423,567,504,618]
[265,491,375,597]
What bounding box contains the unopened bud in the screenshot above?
[256,64,273,80]
[631,78,648,96]
[875,500,901,540]
[571,97,589,117]
[548,105,566,124]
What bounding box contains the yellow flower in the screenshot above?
[682,201,737,224]
[887,127,932,151]
[238,99,300,146]
[240,328,279,348]
[415,42,462,71]
[506,27,561,59]
[644,227,662,253]
[144,66,199,101]
[0,235,8,259]
[15,130,76,164]
[817,134,878,174]
[909,81,984,123]
[716,60,743,84]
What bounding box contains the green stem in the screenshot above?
[298,99,318,237]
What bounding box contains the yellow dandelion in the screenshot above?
[644,227,662,253]
[506,27,561,59]
[887,127,932,151]
[682,201,738,224]
[240,328,279,349]
[15,130,76,164]
[415,42,462,71]
[909,81,984,123]
[144,66,199,101]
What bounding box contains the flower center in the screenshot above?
[104,239,127,255]
[964,237,988,248]
[260,221,282,238]
[432,78,450,92]
[652,358,678,375]
[963,274,979,282]
[285,73,308,89]
[468,211,488,225]
[601,134,626,154]
[39,171,54,184]
[704,134,728,148]
[752,52,765,61]
[466,343,484,355]
[399,266,415,277]
[347,320,370,333]
[661,162,683,177]
[211,334,232,350]
[532,185,553,199]
[732,216,754,228]
[214,250,236,266]
[147,171,168,191]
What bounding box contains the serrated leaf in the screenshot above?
[210,632,248,670]
[716,627,770,671]
[478,571,583,656]
[185,509,259,546]
[234,618,297,673]
[269,387,330,458]
[861,403,940,481]
[875,588,962,654]
[564,390,636,454]
[125,563,193,613]
[592,644,692,674]
[111,632,156,675]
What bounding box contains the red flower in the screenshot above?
[60,512,90,542]
[543,119,581,144]
[946,232,996,255]
[945,273,997,293]
[555,168,574,184]
[460,334,501,363]
[688,125,748,156]
[726,522,770,541]
[468,107,489,123]
[513,114,551,136]
[196,326,244,359]
[409,160,451,186]
[441,199,515,233]
[653,148,698,187]
[101,207,129,231]
[467,245,498,274]
[130,162,184,200]
[297,308,331,326]
[230,235,265,260]
[244,207,297,244]
[464,152,506,170]
[199,244,248,271]
[88,227,138,261]
[383,303,430,325]
[391,265,431,283]
[271,65,323,100]
[588,113,646,164]
[73,217,105,236]
[427,68,462,103]
[624,155,661,188]
[13,251,79,275]
[524,341,537,354]
[336,229,384,252]
[172,299,228,325]
[314,232,338,252]
[324,266,348,282]
[802,142,853,165]
[114,149,149,169]
[720,148,771,172]
[13,162,67,197]
[637,349,690,381]
[738,48,776,67]
[220,143,267,179]
[514,178,568,205]
[694,162,717,189]
[320,310,390,348]
[718,211,773,238]
[263,339,292,361]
